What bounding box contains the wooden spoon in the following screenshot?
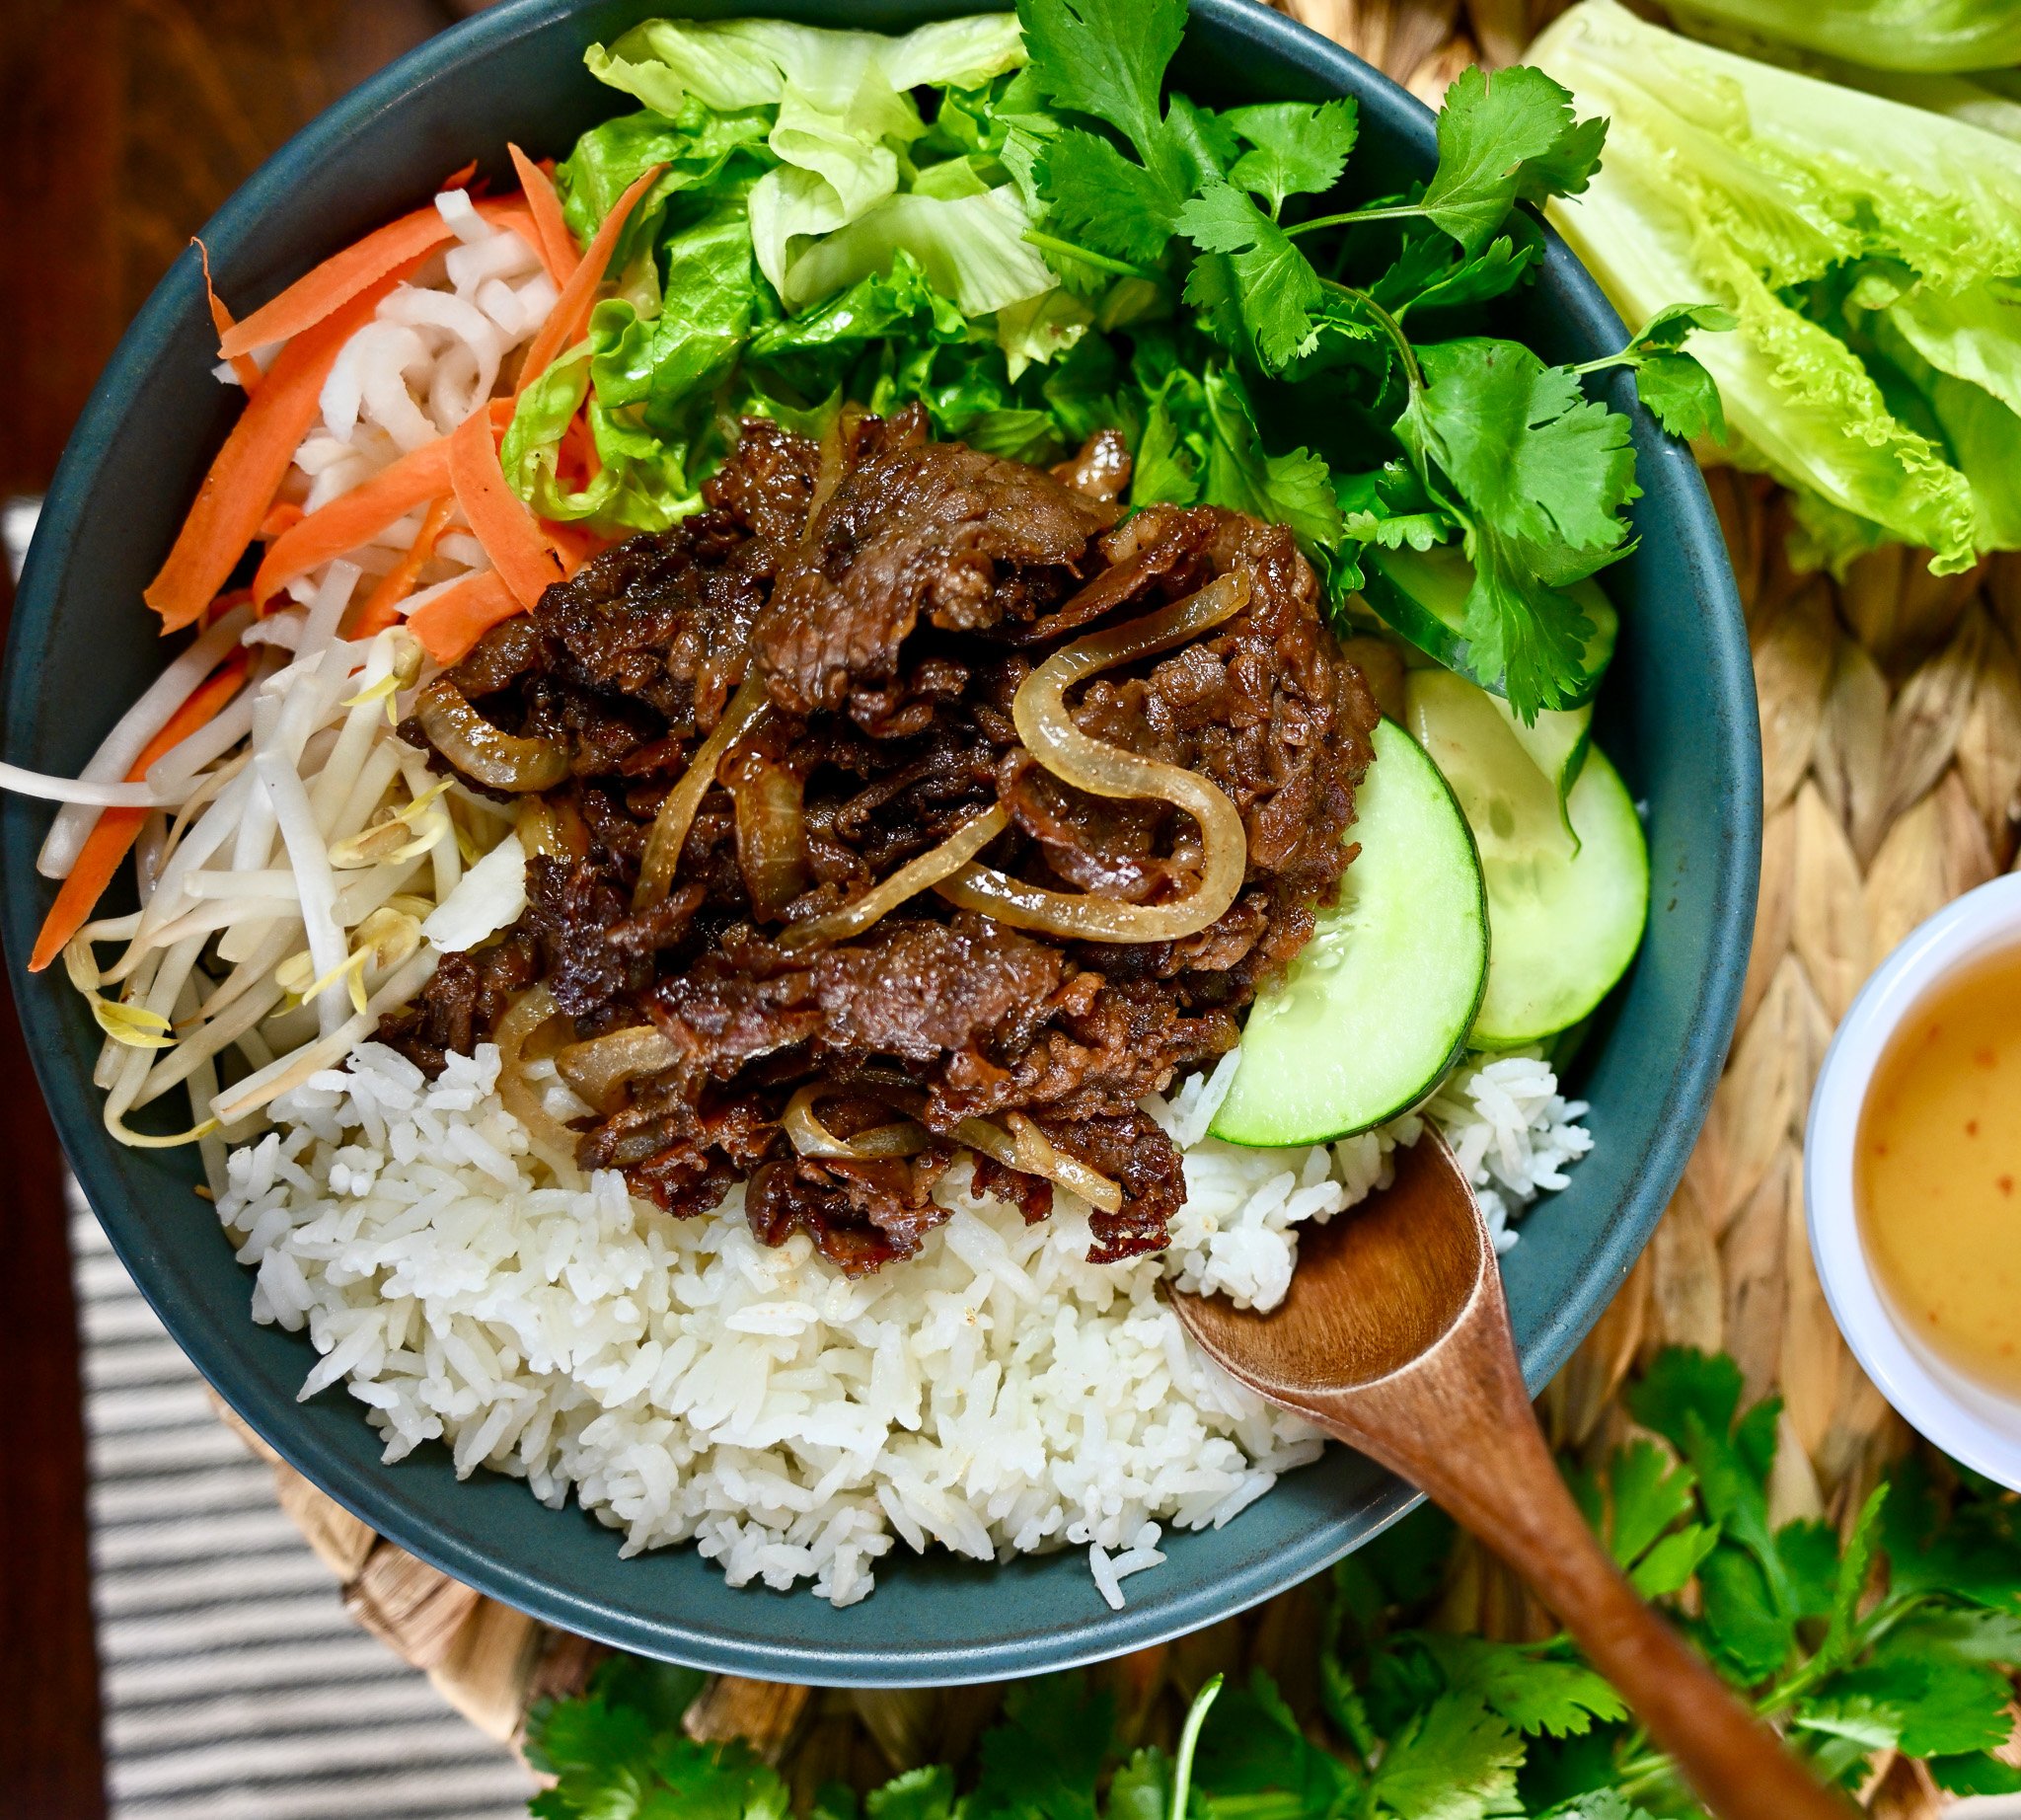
[1170,1133,1849,1820]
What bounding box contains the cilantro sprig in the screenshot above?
[528,1350,2021,1820]
[1011,0,1727,719]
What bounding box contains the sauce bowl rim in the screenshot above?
[1806,871,2021,1484]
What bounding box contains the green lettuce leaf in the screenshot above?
[502,328,705,535]
[587,15,1024,121]
[555,103,774,250]
[587,15,1029,305]
[1534,0,2006,569]
[1667,0,2021,74]
[780,185,1056,316]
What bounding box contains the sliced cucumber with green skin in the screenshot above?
[1211,718,1487,1148]
[1492,694,1592,843]
[1404,670,1649,1049]
[1360,543,1618,709]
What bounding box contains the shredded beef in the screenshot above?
[393,412,1378,1272]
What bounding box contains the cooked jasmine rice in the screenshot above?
[217,1042,1591,1607]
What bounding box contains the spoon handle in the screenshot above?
[1315,1309,1851,1820]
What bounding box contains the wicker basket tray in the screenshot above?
[224,4,2021,1812]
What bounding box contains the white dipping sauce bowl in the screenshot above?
[1806,872,2021,1488]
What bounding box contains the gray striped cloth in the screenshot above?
[70,1185,537,1820]
[6,493,530,1818]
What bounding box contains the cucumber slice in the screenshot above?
[1360,544,1618,708]
[1211,718,1487,1147]
[1492,695,1592,842]
[1404,670,1649,1049]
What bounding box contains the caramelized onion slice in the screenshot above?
[956,1112,1123,1216]
[784,1085,930,1160]
[555,1024,681,1111]
[494,985,584,1181]
[634,672,770,911]
[778,805,1009,950]
[415,679,569,793]
[936,571,1252,944]
[728,757,809,921]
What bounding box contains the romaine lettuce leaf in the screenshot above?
[1668,0,2021,74]
[1535,0,2019,569]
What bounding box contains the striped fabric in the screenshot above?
[69,1184,536,1820]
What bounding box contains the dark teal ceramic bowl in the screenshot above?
[0,0,1758,1685]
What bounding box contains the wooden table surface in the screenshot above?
[0,7,482,1812]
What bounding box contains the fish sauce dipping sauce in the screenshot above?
[1856,942,2021,1397]
[1809,873,2021,1486]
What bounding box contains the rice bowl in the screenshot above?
[0,0,1757,1682]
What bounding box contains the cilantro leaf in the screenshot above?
[1165,95,1238,187]
[1422,1636,1628,1739]
[1393,338,1636,714]
[1881,1455,2021,1609]
[1774,1519,1842,1621]
[1622,302,1737,354]
[1345,508,1454,553]
[1815,1485,1888,1673]
[1622,1351,1796,1628]
[1582,305,1734,442]
[811,1784,860,1820]
[645,1737,792,1820]
[1370,1692,1524,1820]
[1604,1441,1698,1570]
[1695,1544,1796,1685]
[1016,0,1184,178]
[1791,1695,1903,1788]
[525,1692,656,1781]
[1196,1669,1357,1814]
[971,1674,1115,1820]
[1928,1754,2021,1796]
[1446,518,1602,717]
[1104,1749,1172,1820]
[1406,239,1538,318]
[1039,128,1181,264]
[1420,67,1607,257]
[1141,359,1344,566]
[1134,388,1201,506]
[1625,1348,1743,1448]
[1631,352,1726,442]
[1885,1606,2021,1662]
[1358,1504,1460,1610]
[1627,1523,1719,1600]
[1176,182,1324,368]
[1412,340,1637,557]
[1791,1695,1900,1754]
[1223,99,1359,216]
[1323,1651,1383,1764]
[1370,234,1460,314]
[1836,1651,2017,1758]
[865,1768,956,1820]
[1543,1795,1662,1820]
[1180,252,1253,362]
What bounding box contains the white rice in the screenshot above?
[216,1041,1590,1607]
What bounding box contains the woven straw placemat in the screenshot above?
[212,3,2021,1812]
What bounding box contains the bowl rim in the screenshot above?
[2,0,1760,1683]
[1804,872,2021,1487]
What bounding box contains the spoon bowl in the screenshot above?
[1172,1134,1850,1820]
[1177,1135,1485,1394]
